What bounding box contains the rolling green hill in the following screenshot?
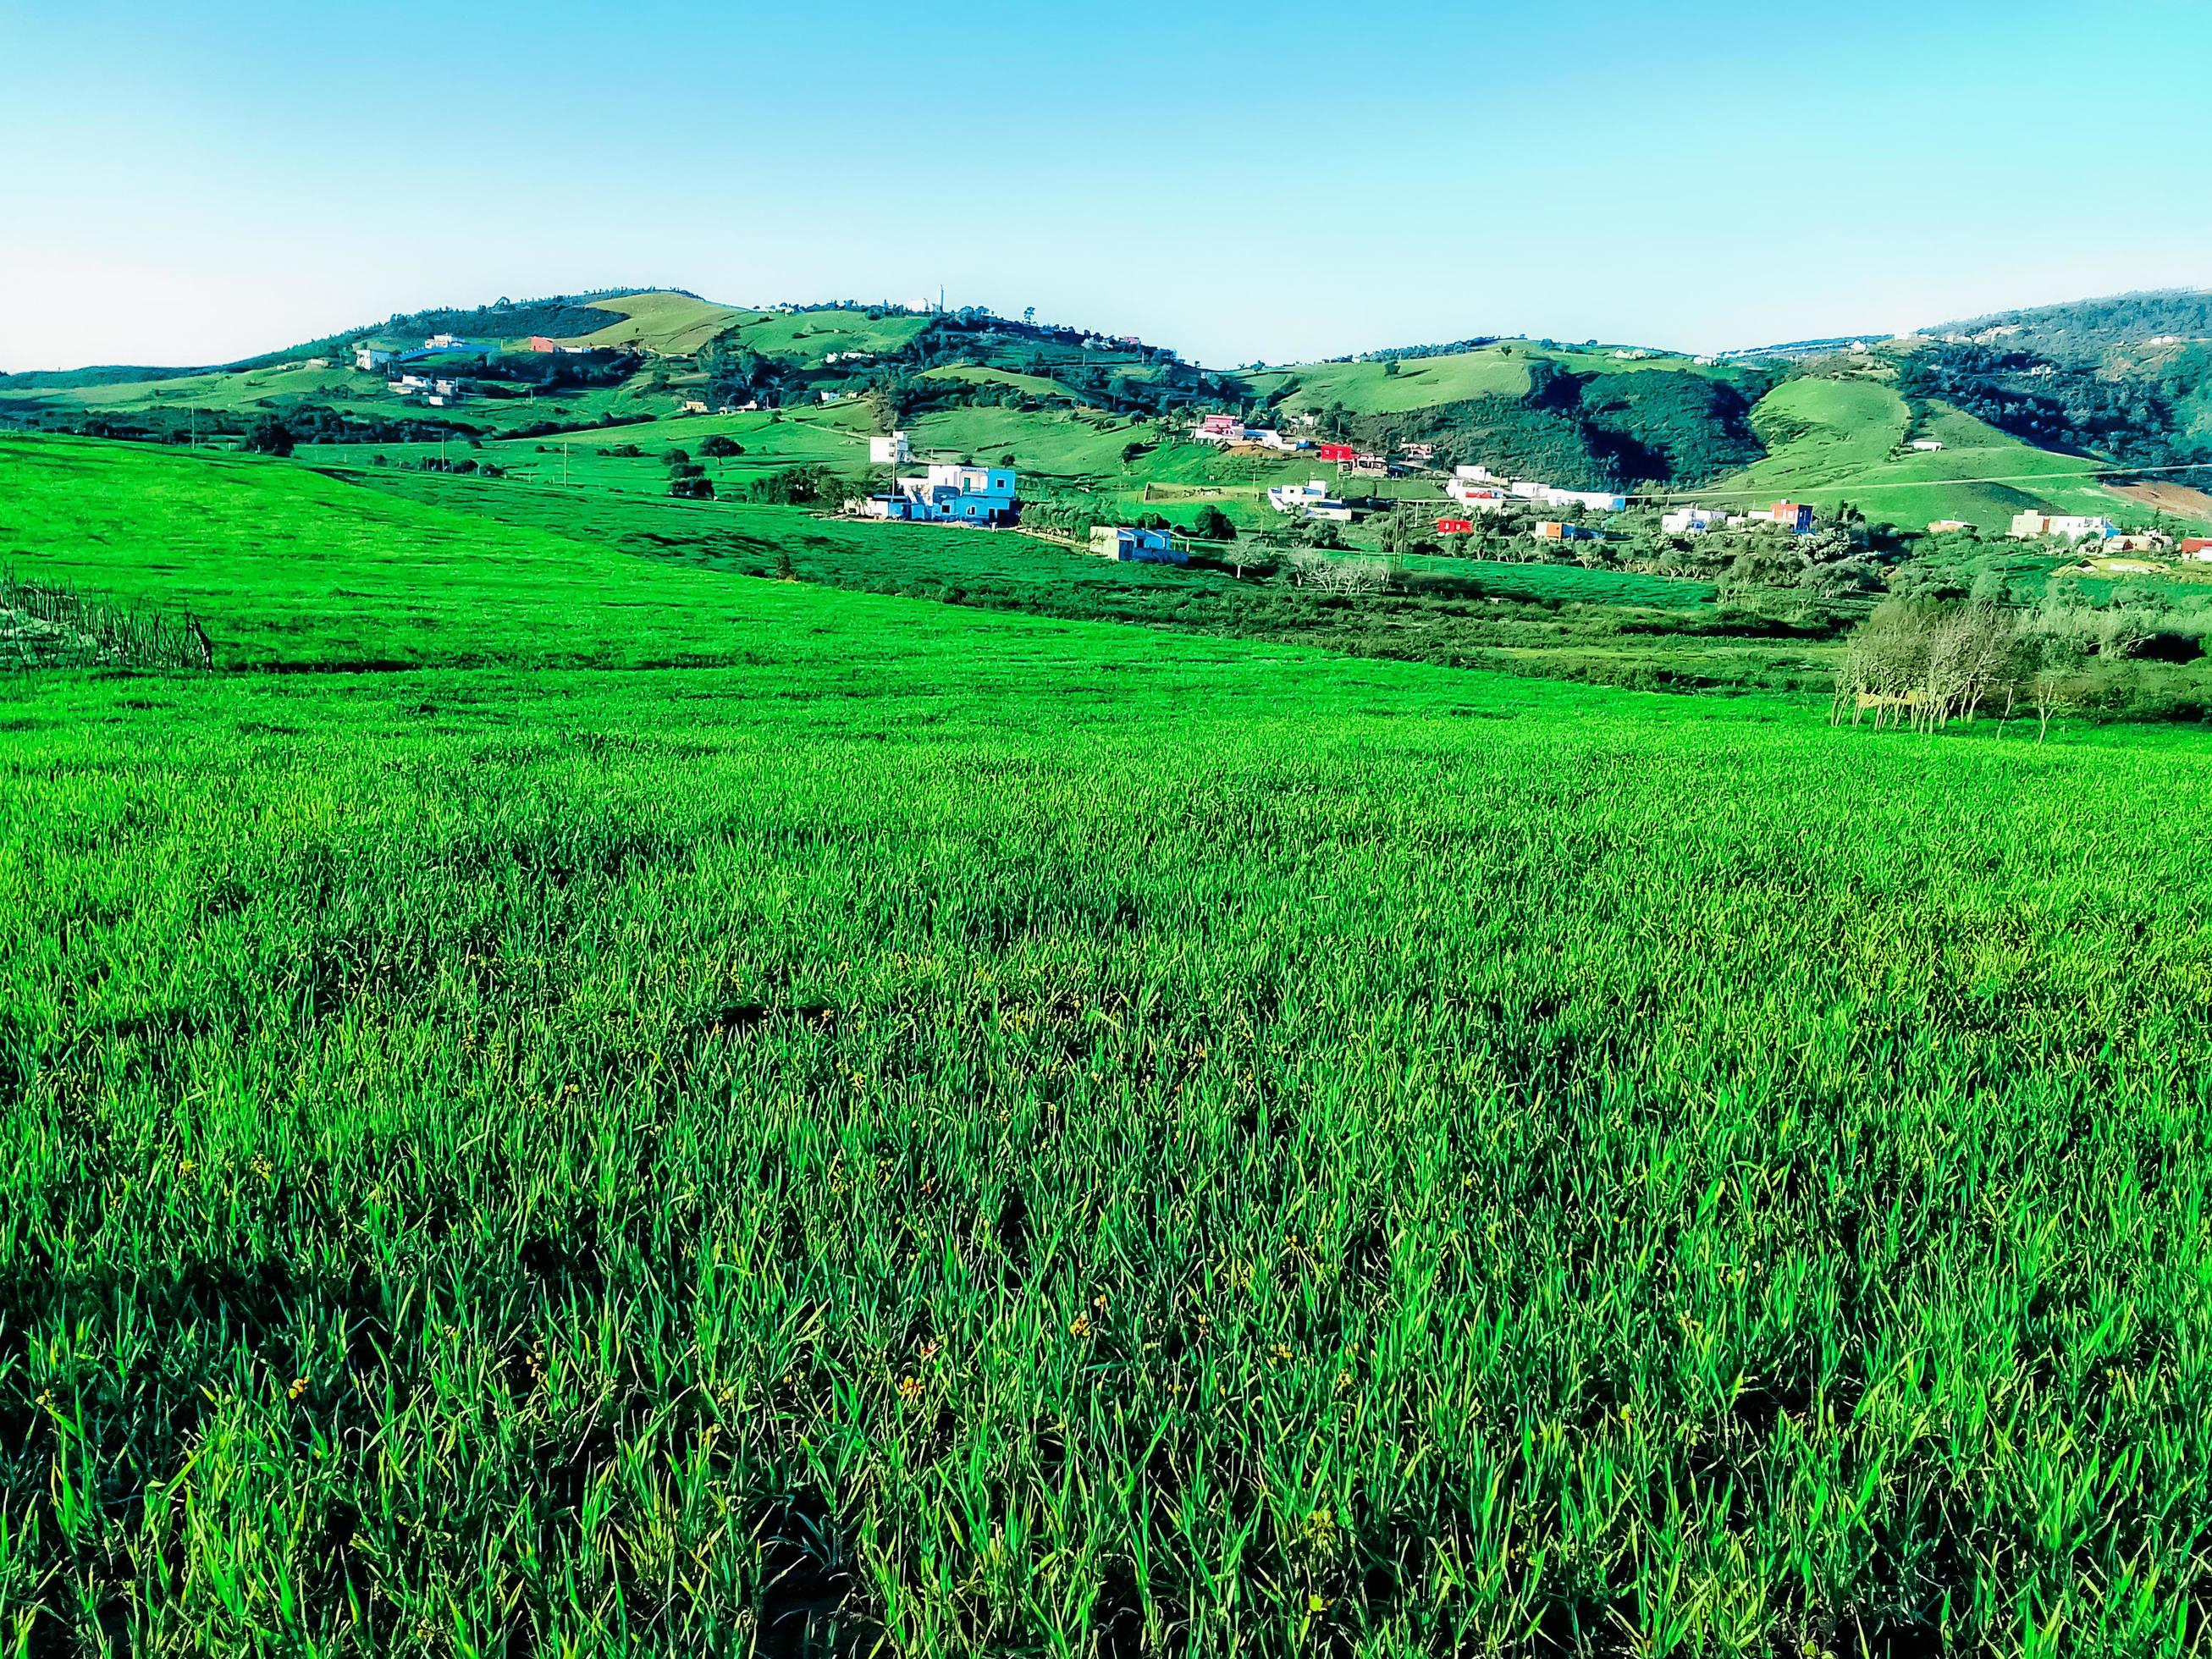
[1701,375,2149,532]
[559,290,753,355]
[8,284,2209,545]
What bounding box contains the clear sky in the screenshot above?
[3,0,2209,371]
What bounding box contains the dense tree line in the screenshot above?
[1321,364,1768,491]
[1895,344,2209,467]
[1931,291,2212,366]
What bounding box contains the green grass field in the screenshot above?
[4,424,2212,1655]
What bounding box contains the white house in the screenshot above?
[1089,526,1186,564]
[1267,479,1332,514]
[425,333,488,352]
[354,344,395,372]
[869,432,913,466]
[304,357,330,370]
[1306,499,1354,523]
[1662,506,1722,535]
[1547,488,1628,514]
[677,398,709,415]
[389,374,433,394]
[1446,479,1511,510]
[1909,438,1945,452]
[864,462,1019,526]
[1455,465,1501,484]
[2011,511,2115,542]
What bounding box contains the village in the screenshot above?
[328,325,2212,571]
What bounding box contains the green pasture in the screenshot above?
[3,422,2210,1652]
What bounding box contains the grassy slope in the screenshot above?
[1239,348,1533,414]
[919,364,1074,400]
[3,433,2211,1651]
[0,436,803,669]
[1235,346,1747,416]
[562,291,749,355]
[1702,377,2143,530]
[729,309,933,365]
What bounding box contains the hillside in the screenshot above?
[1928,288,2212,362]
[5,284,2209,549]
[1697,374,2138,530]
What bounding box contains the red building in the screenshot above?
[1436,518,1475,535]
[527,335,560,353]
[2182,537,2212,554]
[1317,443,1356,463]
[1772,502,1814,532]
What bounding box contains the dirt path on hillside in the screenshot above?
[2110,480,2212,521]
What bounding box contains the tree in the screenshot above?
[243,416,295,458]
[699,434,742,459]
[668,476,714,500]
[2031,635,2085,741]
[1186,505,1235,543]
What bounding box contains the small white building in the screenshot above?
[1927,519,1974,533]
[869,432,913,466]
[1267,479,1333,514]
[1446,479,1511,510]
[677,399,709,415]
[1908,438,1945,453]
[425,333,488,352]
[1455,465,1500,484]
[1662,506,1722,535]
[864,462,1019,526]
[1306,499,1354,524]
[304,357,330,370]
[354,344,396,372]
[1547,487,1628,514]
[1089,526,1186,564]
[2011,511,2115,542]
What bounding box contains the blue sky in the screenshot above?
[3,0,2208,369]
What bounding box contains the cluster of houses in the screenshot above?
[1444,466,1628,518]
[1658,501,1816,535]
[2009,511,2118,543]
[1194,414,1310,453]
[386,372,467,407]
[2005,517,2212,560]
